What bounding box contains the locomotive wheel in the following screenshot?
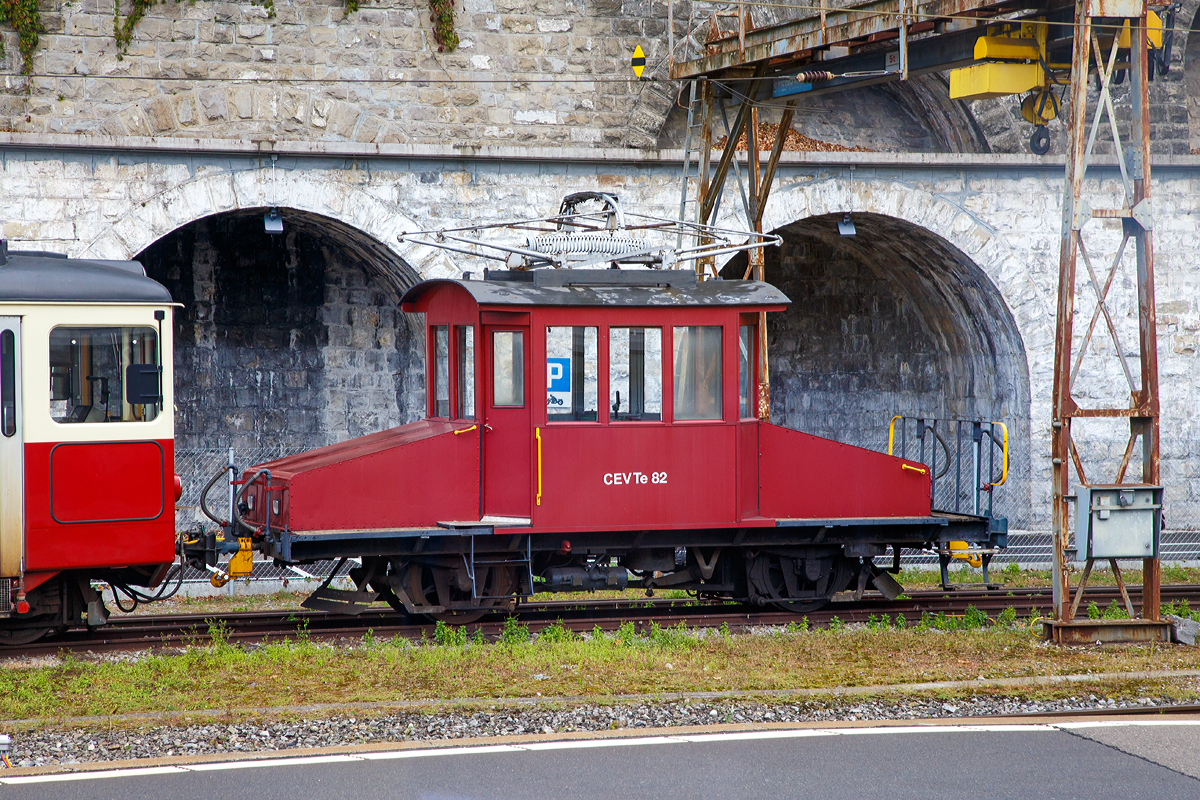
[747,553,853,613]
[0,623,55,646]
[402,562,516,624]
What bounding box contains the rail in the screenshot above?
[8,584,1200,659]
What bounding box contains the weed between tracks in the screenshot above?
[3,609,1200,723]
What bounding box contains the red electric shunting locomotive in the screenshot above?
[199,194,1007,622]
[0,242,180,644]
[222,265,1005,621]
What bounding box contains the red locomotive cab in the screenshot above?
[398,270,797,532]
[400,270,934,533]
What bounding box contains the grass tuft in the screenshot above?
[6,613,1200,723]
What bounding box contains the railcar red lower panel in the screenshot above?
[757,423,932,519]
[23,439,176,571]
[50,441,165,522]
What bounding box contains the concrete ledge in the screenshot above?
[3,131,1200,170]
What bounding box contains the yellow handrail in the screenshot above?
[453,424,479,435]
[535,427,543,506]
[990,421,1008,487]
[887,415,902,456]
[901,463,927,475]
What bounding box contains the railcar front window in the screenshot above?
[433,326,449,417]
[609,327,662,421]
[456,325,475,420]
[673,326,723,421]
[492,330,524,407]
[49,327,160,423]
[546,326,598,422]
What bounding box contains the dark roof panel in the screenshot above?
[0,253,172,304]
[401,273,790,310]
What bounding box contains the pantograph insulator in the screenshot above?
[795,70,836,83]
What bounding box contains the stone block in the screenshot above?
[175,95,196,126]
[1169,615,1199,646]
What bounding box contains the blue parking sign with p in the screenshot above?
[547,357,572,410]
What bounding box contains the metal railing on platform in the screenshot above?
[888,416,1008,520]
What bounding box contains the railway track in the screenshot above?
[5,584,1199,659]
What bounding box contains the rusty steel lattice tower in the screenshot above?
[1047,0,1169,643]
[668,0,1170,640]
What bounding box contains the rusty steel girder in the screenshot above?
[670,0,1067,79]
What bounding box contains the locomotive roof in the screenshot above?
[400,269,789,310]
[0,250,172,304]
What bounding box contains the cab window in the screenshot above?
[546,326,597,421]
[50,326,161,423]
[609,327,662,421]
[738,323,755,419]
[673,326,722,421]
[493,330,524,407]
[456,325,475,420]
[432,326,450,417]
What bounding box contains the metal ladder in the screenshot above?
[675,79,706,252]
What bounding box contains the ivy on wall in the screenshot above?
[113,0,157,55]
[0,0,44,74]
[429,0,456,52]
[2,0,458,73]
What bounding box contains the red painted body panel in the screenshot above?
[534,423,736,531]
[757,423,932,519]
[24,439,176,571]
[738,422,759,519]
[483,324,532,519]
[260,420,481,532]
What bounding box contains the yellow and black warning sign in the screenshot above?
[631,45,646,79]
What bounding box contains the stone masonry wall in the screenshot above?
[0,148,1197,533]
[0,0,674,147]
[2,0,1196,154]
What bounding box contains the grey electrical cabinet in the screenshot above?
[1075,484,1162,561]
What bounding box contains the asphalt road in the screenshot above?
[6,721,1200,799]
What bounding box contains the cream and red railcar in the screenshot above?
[0,243,177,643]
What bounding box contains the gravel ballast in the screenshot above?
[4,693,1195,768]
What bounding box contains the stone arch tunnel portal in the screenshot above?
[725,212,1033,528]
[137,208,427,456]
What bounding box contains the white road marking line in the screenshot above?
[677,729,840,743]
[863,725,1058,733]
[1057,720,1200,729]
[185,755,362,771]
[0,766,185,784]
[521,736,684,751]
[2,719,1193,785]
[359,745,525,760]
